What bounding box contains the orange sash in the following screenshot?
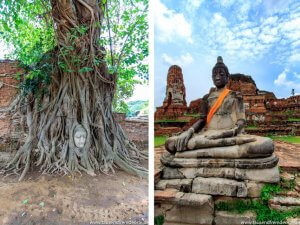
[206,88,230,125]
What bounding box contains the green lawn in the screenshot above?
[245,125,258,130]
[155,119,188,123]
[184,113,201,118]
[155,136,167,147]
[287,118,300,122]
[268,136,300,143]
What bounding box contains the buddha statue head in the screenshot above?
[212,56,229,89]
[73,124,87,148]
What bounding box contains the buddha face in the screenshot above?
[212,67,228,89]
[74,126,87,148]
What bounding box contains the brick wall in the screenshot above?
[0,60,21,108]
[0,60,22,142]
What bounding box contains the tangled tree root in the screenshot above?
[1,0,147,181]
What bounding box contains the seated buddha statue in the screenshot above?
[165,56,274,159]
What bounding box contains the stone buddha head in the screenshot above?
[73,124,87,148]
[212,56,229,89]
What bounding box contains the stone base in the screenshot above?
[155,189,214,225]
[192,177,247,197]
[161,153,279,169]
[156,177,272,198]
[161,165,280,183]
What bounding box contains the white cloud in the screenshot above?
[294,72,300,79]
[127,84,149,101]
[187,0,204,8]
[263,0,293,15]
[216,0,235,8]
[154,0,193,43]
[274,69,300,90]
[162,53,194,66]
[185,0,205,14]
[289,53,300,63]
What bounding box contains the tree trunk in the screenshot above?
[2,0,147,181]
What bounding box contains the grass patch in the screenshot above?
[154,214,164,225]
[268,135,300,144]
[246,125,258,130]
[155,136,167,147]
[215,184,300,224]
[184,113,201,118]
[288,118,300,122]
[155,119,188,123]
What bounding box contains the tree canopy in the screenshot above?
[0,0,148,112]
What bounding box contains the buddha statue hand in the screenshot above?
[175,128,194,151]
[206,121,244,140]
[205,127,238,140]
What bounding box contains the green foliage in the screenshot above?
[154,136,167,147]
[215,200,253,214]
[245,125,258,130]
[103,0,149,111]
[216,199,300,224]
[154,214,164,225]
[287,118,300,122]
[260,184,281,202]
[183,113,201,118]
[0,0,55,96]
[0,0,148,110]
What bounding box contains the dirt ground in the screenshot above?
[0,167,148,225]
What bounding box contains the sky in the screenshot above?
[154,0,300,106]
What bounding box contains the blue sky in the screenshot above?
[154,0,300,106]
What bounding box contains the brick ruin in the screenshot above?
[155,67,300,136]
[155,65,187,119]
[0,60,22,148]
[0,60,148,151]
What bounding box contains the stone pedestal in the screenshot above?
[155,138,280,224]
[155,189,214,225]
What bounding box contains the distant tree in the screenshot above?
[292,89,295,96]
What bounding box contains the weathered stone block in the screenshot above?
[214,196,255,205]
[155,179,193,192]
[162,165,279,184]
[155,189,214,225]
[192,177,247,197]
[214,210,256,225]
[235,166,280,183]
[162,152,278,169]
[245,181,264,198]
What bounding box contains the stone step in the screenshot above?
[269,196,300,211]
[192,177,247,197]
[162,166,280,183]
[214,211,256,225]
[155,189,214,225]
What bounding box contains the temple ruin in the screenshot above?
[155,66,300,136]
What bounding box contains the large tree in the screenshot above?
[0,0,148,181]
